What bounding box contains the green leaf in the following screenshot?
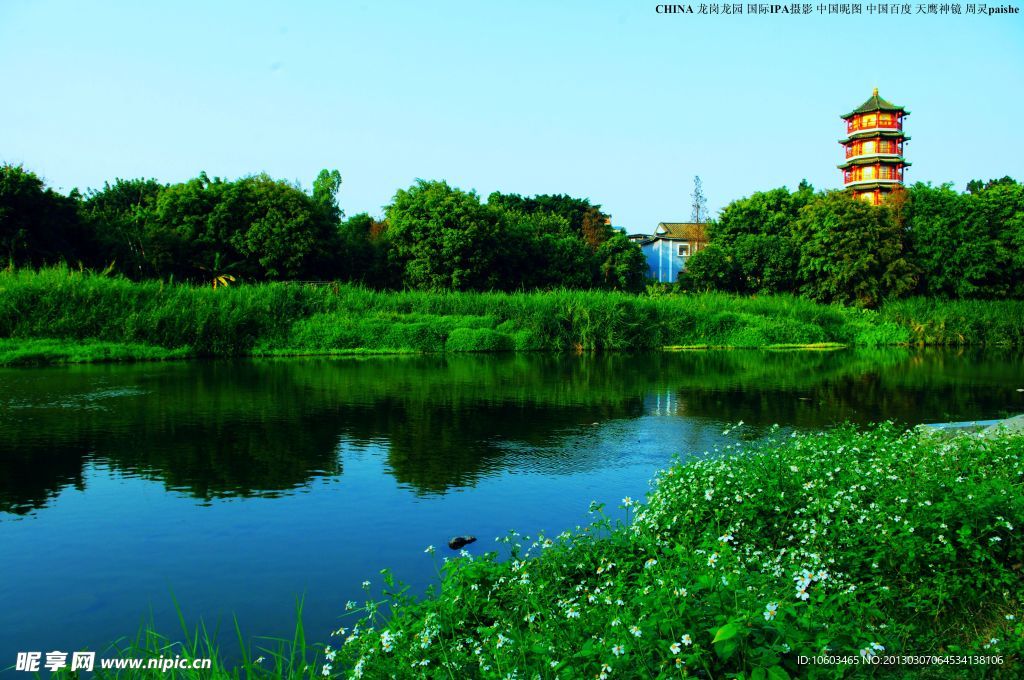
[767,666,791,680]
[713,622,741,643]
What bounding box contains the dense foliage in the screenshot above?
[330,423,1023,678]
[0,165,647,293]
[4,164,1021,302]
[682,179,1024,307]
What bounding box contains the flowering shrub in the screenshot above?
[332,424,1023,678]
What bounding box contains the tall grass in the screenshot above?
[45,599,324,679]
[2,267,1023,363]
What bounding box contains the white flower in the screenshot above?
[424,545,435,555]
[763,602,779,621]
[707,552,719,567]
[705,489,714,501]
[718,533,734,543]
[612,644,625,657]
[644,558,658,569]
[321,663,332,676]
[361,580,371,588]
[681,634,692,646]
[566,608,580,619]
[629,625,642,638]
[622,496,633,507]
[669,642,681,655]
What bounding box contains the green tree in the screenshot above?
[794,191,916,307]
[312,169,344,222]
[337,212,393,285]
[903,181,1023,299]
[968,180,1024,298]
[595,232,647,292]
[0,164,88,266]
[80,178,165,276]
[686,185,812,293]
[487,192,611,250]
[497,210,593,290]
[679,243,739,292]
[387,180,503,291]
[966,176,1016,195]
[142,172,342,281]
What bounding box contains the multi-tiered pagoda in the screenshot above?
[838,89,910,205]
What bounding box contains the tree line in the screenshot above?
[2,163,1021,305]
[682,177,1024,306]
[0,165,647,292]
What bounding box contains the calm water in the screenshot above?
[2,349,1023,667]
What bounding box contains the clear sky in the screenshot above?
[2,1,1021,232]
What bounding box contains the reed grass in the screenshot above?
[2,266,1023,364]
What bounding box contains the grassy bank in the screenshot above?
[2,267,1024,365]
[328,423,1023,678]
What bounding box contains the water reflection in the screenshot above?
[2,348,1022,516]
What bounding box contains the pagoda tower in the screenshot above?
[838,88,910,205]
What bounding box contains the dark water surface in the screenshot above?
[2,349,1023,666]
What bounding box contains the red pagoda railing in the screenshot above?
[846,118,901,133]
[845,143,903,158]
[843,167,904,183]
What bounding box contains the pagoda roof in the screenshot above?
[839,131,910,144]
[838,157,912,170]
[841,89,909,119]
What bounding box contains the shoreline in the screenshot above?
[0,337,1016,368]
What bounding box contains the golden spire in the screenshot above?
[873,87,879,97]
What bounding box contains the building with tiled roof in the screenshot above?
[639,222,709,283]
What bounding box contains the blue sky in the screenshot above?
[1,1,1021,231]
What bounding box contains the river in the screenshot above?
[2,348,1022,666]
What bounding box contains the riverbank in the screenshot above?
[3,267,1024,365]
[329,422,1023,678]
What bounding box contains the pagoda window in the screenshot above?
[862,114,877,128]
[863,166,875,179]
[864,141,876,154]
